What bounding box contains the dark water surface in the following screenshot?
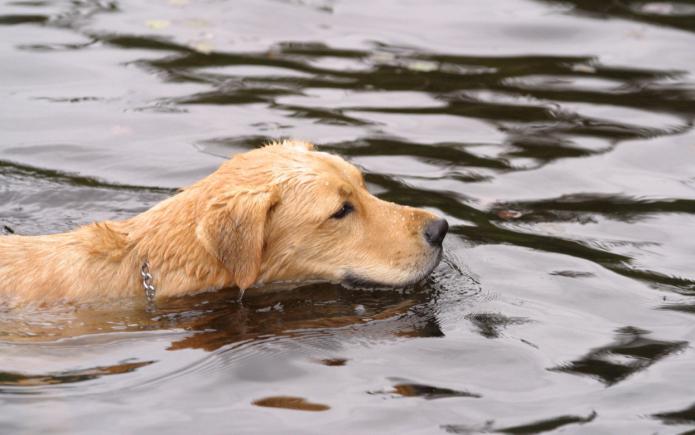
[2,0,695,433]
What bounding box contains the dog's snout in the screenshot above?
[424,218,448,246]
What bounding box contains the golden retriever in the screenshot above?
[0,140,448,307]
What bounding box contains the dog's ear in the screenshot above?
[196,187,279,289]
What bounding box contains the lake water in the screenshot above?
[1,0,695,433]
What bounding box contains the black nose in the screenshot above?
[424,218,449,246]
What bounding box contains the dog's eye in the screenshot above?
[331,202,354,219]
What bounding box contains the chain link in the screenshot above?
[140,260,156,306]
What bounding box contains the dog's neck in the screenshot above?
[86,189,233,301]
[144,195,236,297]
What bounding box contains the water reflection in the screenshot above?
[491,194,695,224]
[370,378,481,400]
[549,326,688,385]
[442,410,597,434]
[0,361,153,391]
[142,41,693,151]
[465,312,531,339]
[0,278,450,389]
[653,402,695,426]
[163,282,443,351]
[538,0,695,33]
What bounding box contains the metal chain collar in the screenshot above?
[140,260,157,307]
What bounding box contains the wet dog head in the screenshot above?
[196,140,448,290]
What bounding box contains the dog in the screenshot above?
[0,140,448,307]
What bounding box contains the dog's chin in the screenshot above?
[341,249,443,290]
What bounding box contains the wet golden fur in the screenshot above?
[0,140,444,307]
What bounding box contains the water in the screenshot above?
[1,0,695,433]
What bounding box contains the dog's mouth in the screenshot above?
[341,249,443,290]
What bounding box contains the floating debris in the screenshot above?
[253,396,330,412]
[190,40,214,54]
[571,64,597,74]
[406,60,439,72]
[496,209,523,220]
[145,19,171,30]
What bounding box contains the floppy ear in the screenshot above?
[196,188,279,289]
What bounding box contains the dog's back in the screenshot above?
[0,225,136,306]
